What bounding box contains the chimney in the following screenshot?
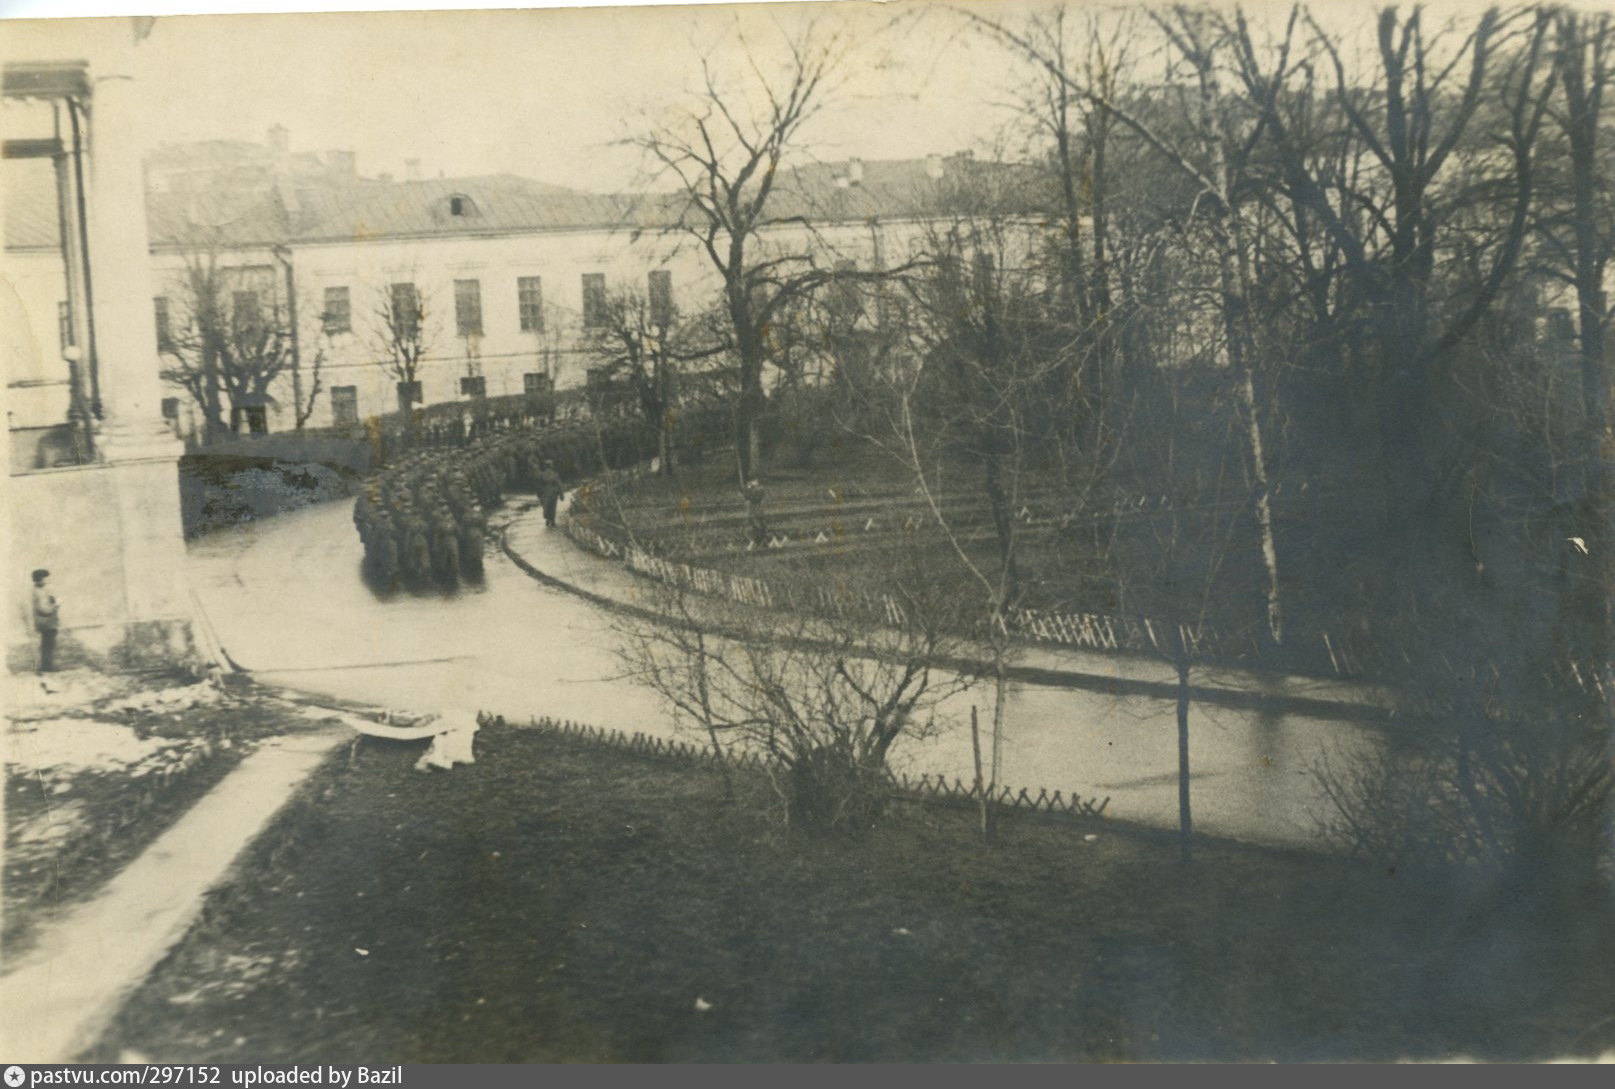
[405,158,422,182]
[267,124,290,155]
[326,149,356,182]
[847,157,863,185]
[926,154,944,181]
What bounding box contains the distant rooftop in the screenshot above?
[5,142,1047,255]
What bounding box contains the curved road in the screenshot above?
[188,499,1382,849]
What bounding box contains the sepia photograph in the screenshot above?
[1,0,1612,1064]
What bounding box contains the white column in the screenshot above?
[84,30,179,459]
[84,23,193,662]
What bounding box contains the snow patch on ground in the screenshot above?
[7,718,170,775]
[6,670,145,720]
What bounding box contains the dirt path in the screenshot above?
[0,727,346,1062]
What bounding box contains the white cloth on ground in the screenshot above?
[414,712,480,771]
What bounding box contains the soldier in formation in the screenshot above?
[350,405,723,588]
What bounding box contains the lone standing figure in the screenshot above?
[744,479,768,547]
[31,568,59,675]
[536,461,564,528]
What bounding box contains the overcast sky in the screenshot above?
[0,2,1031,192]
[2,0,1593,193]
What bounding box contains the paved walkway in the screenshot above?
[0,726,346,1063]
[182,495,1388,848]
[503,501,1393,725]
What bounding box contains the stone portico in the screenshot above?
[5,24,194,671]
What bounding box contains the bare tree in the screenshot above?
[626,23,901,484]
[973,4,1290,648]
[1109,363,1250,863]
[1235,7,1554,606]
[370,279,435,415]
[862,200,1103,836]
[1538,9,1614,673]
[293,337,326,431]
[158,240,297,437]
[615,557,970,835]
[585,284,727,477]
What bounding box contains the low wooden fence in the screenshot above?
[562,519,1354,676]
[486,712,1111,823]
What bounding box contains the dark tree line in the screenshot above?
[606,7,1610,869]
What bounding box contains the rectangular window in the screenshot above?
[454,278,483,337]
[972,250,996,298]
[154,296,172,352]
[830,259,861,322]
[523,372,551,395]
[322,286,351,335]
[233,404,268,435]
[161,397,179,419]
[460,375,487,398]
[397,380,423,406]
[648,270,673,324]
[518,276,544,332]
[390,283,420,339]
[232,289,262,334]
[331,385,358,425]
[582,273,607,328]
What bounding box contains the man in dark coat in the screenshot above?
[744,480,768,548]
[536,461,564,528]
[31,568,59,674]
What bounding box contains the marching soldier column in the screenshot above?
[351,414,672,588]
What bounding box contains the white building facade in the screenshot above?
[8,138,1031,442]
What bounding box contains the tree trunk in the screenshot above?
[1185,35,1285,645]
[1206,133,1284,644]
[983,455,1021,609]
[1563,17,1614,664]
[1236,355,1284,645]
[1176,648,1193,863]
[658,412,676,477]
[971,704,989,838]
[986,634,1008,841]
[202,342,225,439]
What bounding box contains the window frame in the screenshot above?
[331,384,359,426]
[518,275,544,333]
[154,295,173,353]
[322,285,352,336]
[390,283,421,339]
[648,269,673,325]
[581,273,608,329]
[454,278,484,338]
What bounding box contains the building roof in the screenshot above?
[761,155,1049,224]
[4,152,1049,256]
[291,174,635,242]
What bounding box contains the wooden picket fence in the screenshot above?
[484,712,1110,823]
[565,519,1320,673]
[560,484,1613,707]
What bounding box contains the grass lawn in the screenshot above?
[91,721,1615,1062]
[571,440,1368,677]
[580,441,1127,613]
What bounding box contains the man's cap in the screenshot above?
[31,568,49,581]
